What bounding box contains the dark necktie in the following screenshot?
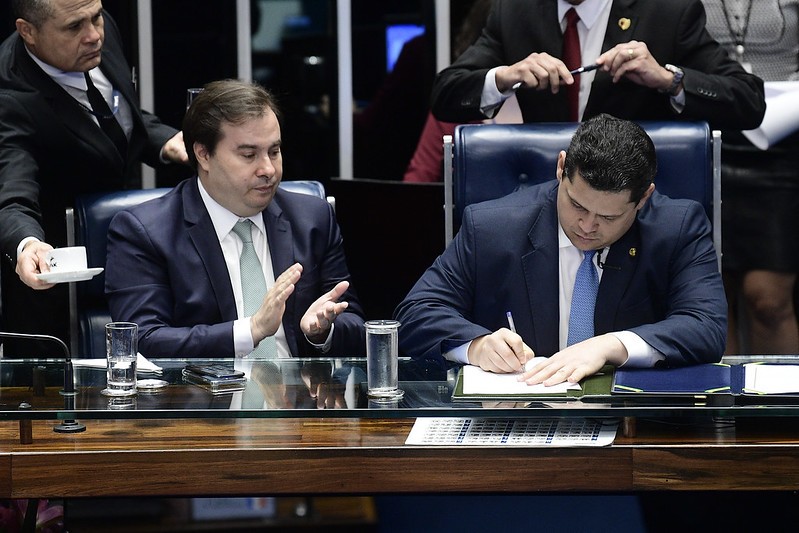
[562,8,581,122]
[84,71,128,157]
[567,250,598,346]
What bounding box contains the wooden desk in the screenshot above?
[2,416,799,499]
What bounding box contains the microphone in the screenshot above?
[0,331,86,433]
[596,248,621,271]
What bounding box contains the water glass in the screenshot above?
[186,87,204,110]
[365,320,403,400]
[104,322,138,396]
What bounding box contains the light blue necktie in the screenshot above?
[567,250,599,346]
[231,220,277,358]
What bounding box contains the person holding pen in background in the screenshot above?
[394,114,727,386]
[431,0,765,130]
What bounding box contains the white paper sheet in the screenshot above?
[743,363,799,394]
[743,81,799,150]
[72,353,163,373]
[462,358,581,395]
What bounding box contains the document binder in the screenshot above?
[612,362,799,398]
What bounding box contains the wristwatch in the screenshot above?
[661,64,684,96]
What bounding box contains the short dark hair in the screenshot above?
[182,79,280,172]
[12,0,54,28]
[562,114,657,204]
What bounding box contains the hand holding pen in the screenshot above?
[465,314,533,374]
[511,63,600,90]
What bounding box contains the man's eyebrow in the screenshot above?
[235,140,282,151]
[567,190,627,218]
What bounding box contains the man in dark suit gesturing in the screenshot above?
[431,0,765,130]
[0,0,187,351]
[105,79,365,358]
[395,114,726,386]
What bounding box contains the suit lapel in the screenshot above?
[584,0,638,117]
[538,1,568,58]
[521,188,561,356]
[263,195,295,278]
[595,219,641,335]
[263,193,299,353]
[13,38,123,168]
[528,1,571,120]
[182,180,238,321]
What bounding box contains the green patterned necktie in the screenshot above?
[231,220,277,358]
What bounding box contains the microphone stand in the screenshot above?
[0,331,86,433]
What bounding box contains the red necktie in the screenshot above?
[562,8,581,121]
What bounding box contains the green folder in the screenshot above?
[451,365,614,402]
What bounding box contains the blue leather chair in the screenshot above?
[66,180,330,357]
[443,121,721,268]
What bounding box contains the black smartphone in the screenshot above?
[184,364,245,379]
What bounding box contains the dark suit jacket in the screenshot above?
[105,178,366,358]
[0,12,178,345]
[431,0,765,130]
[394,181,727,366]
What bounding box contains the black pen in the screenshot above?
[569,64,601,75]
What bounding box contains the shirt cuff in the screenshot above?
[305,322,335,353]
[443,340,472,365]
[610,331,665,368]
[234,318,256,357]
[16,236,40,260]
[669,87,686,114]
[480,67,513,118]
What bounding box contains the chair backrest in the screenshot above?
[443,121,721,268]
[67,180,329,357]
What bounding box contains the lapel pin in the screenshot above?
[619,18,631,30]
[629,247,637,257]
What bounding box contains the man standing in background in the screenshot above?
[0,0,187,353]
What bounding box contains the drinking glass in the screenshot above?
[103,322,138,397]
[186,88,204,111]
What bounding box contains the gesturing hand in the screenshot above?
[250,263,302,343]
[300,280,351,343]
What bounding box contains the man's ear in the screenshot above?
[556,150,567,183]
[636,183,656,210]
[15,19,36,47]
[194,142,210,172]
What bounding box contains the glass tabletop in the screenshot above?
[1,355,799,421]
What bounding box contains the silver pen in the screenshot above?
[506,311,525,374]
